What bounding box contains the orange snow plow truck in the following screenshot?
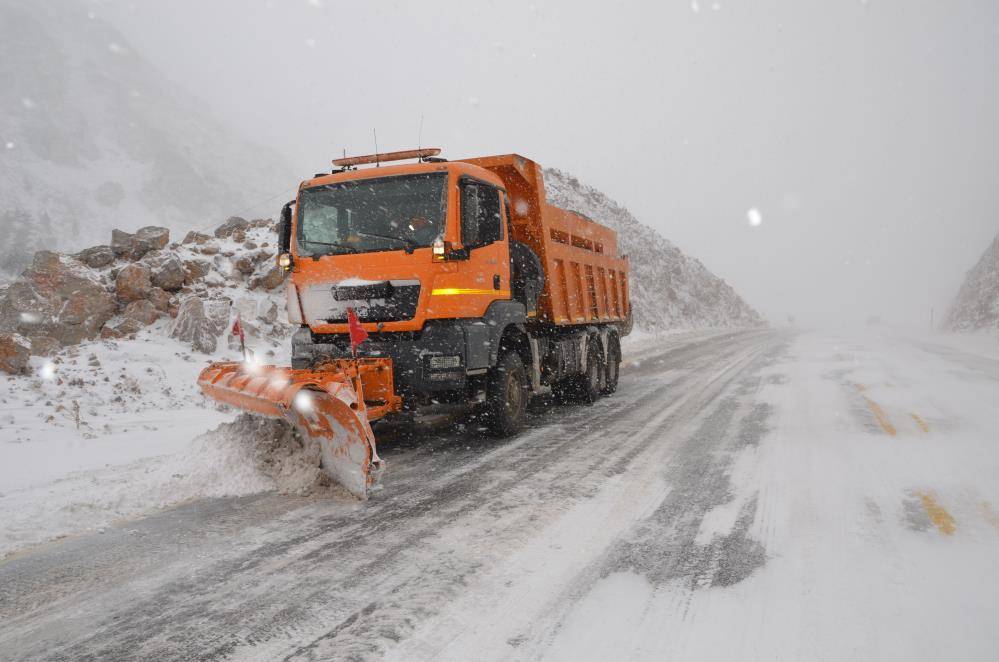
[198,150,631,498]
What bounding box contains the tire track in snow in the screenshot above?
[0,331,780,662]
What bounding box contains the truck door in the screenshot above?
[458,179,511,312]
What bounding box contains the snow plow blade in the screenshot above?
[197,359,401,499]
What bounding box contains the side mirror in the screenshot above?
[278,200,294,254]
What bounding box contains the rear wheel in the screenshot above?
[602,341,620,395]
[578,340,603,403]
[486,351,528,436]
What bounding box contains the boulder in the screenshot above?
[122,300,159,326]
[257,299,279,324]
[148,287,172,313]
[150,256,186,292]
[169,296,230,354]
[182,231,213,245]
[74,245,115,269]
[215,216,250,239]
[135,226,169,250]
[29,336,60,357]
[0,333,31,374]
[0,252,117,346]
[110,226,170,261]
[183,259,211,284]
[251,265,286,291]
[115,264,152,303]
[233,255,256,276]
[111,229,135,258]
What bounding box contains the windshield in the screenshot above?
[296,172,447,256]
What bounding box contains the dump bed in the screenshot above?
[464,154,630,329]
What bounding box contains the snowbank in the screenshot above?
[0,414,327,558]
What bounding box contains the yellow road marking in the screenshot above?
[916,491,956,535]
[865,397,897,436]
[910,413,929,433]
[981,502,999,531]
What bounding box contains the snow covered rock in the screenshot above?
[74,245,115,269]
[170,296,230,353]
[111,227,170,262]
[148,255,186,292]
[115,264,153,303]
[182,231,213,245]
[123,300,160,327]
[251,265,285,291]
[215,216,250,239]
[945,231,999,332]
[0,333,30,375]
[0,251,116,346]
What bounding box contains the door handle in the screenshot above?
[493,274,501,290]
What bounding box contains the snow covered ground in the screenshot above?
[2,329,999,661]
[0,327,307,558]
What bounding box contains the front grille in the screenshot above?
[301,279,420,324]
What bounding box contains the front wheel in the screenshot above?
[485,351,528,436]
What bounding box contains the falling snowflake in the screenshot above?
[747,208,763,227]
[691,0,700,12]
[108,42,124,54]
[4,142,13,150]
[305,38,316,48]
[39,362,56,381]
[21,98,35,109]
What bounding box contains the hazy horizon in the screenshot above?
[90,0,999,328]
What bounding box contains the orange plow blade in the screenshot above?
[197,359,401,499]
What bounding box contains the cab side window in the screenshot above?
[461,181,503,248]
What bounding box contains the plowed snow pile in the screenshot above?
[0,414,327,558]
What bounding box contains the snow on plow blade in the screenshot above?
[197,359,401,499]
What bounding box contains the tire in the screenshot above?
[486,351,528,436]
[602,341,620,395]
[578,340,603,404]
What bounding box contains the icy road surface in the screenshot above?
[3,329,999,661]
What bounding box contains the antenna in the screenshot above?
[417,114,424,158]
[373,128,379,167]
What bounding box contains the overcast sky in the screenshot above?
[97,0,999,329]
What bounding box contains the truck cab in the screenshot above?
[282,158,528,401]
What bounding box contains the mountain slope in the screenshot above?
[944,230,999,332]
[543,168,763,331]
[0,0,294,275]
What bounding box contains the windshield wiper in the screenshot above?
[353,231,418,254]
[300,239,359,254]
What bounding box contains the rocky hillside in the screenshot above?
[0,218,290,375]
[544,169,763,331]
[944,230,999,332]
[0,0,293,276]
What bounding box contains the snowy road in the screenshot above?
[3,329,999,661]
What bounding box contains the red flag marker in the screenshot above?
[346,307,368,356]
[231,312,246,359]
